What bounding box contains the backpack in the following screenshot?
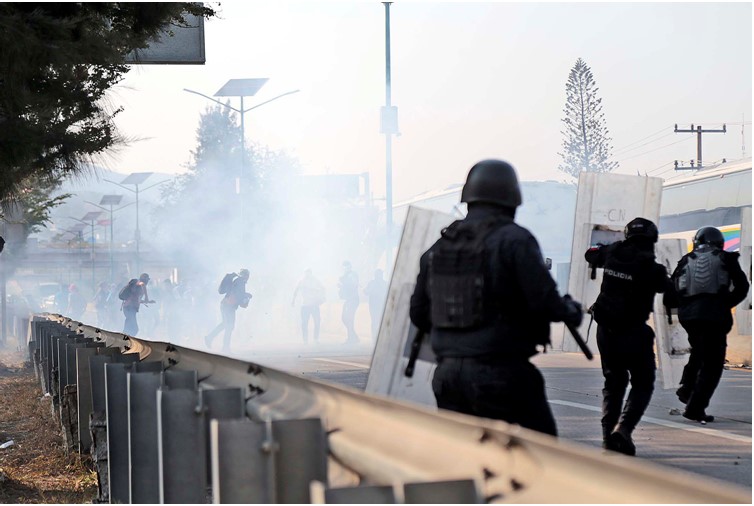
[219,273,237,294]
[119,279,138,301]
[427,218,504,329]
[675,247,729,297]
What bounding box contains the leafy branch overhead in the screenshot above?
[0,2,217,202]
[557,58,618,181]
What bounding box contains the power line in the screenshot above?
[614,136,694,163]
[646,161,675,175]
[611,125,674,154]
[611,131,676,157]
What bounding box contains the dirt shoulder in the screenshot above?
[0,345,97,503]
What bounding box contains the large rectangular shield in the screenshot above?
[365,206,454,406]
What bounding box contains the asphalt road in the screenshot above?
[244,346,751,493]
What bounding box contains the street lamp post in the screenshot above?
[183,81,299,241]
[104,173,169,275]
[69,212,101,292]
[85,195,127,281]
[381,2,399,269]
[61,224,86,286]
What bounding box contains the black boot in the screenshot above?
[601,424,614,450]
[607,425,636,456]
[675,387,691,404]
[682,410,714,423]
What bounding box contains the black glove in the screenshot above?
[562,295,584,328]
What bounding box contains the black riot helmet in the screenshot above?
[460,159,523,209]
[693,226,725,249]
[624,217,659,243]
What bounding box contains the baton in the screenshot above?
[404,330,426,377]
[565,322,593,360]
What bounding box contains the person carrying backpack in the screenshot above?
[120,273,154,336]
[205,268,252,353]
[410,160,583,437]
[665,227,749,423]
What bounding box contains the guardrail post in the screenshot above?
[272,418,328,503]
[88,349,122,415]
[105,359,158,504]
[127,368,164,504]
[403,479,481,504]
[60,339,96,452]
[202,388,245,483]
[163,369,197,389]
[210,418,268,503]
[75,344,107,453]
[157,387,207,503]
[87,350,126,504]
[210,417,328,504]
[309,481,397,504]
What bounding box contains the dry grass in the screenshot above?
[0,345,97,503]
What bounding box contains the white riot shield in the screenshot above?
[365,206,454,406]
[736,207,752,335]
[652,239,691,389]
[563,172,663,354]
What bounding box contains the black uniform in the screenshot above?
[667,246,749,419]
[410,204,581,436]
[585,238,669,449]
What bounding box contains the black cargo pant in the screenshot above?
[678,320,727,415]
[432,356,557,436]
[596,323,656,439]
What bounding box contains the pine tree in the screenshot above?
[558,58,618,181]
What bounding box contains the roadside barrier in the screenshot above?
[27,314,749,504]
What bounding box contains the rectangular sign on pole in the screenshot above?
[124,13,205,64]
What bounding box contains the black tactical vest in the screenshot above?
[427,218,504,329]
[592,242,657,326]
[675,246,730,297]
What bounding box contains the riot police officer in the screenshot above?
[409,159,583,437]
[665,227,749,423]
[585,217,670,456]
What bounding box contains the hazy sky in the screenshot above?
[107,1,752,202]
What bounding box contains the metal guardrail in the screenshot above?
[28,314,749,504]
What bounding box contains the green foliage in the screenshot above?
[558,58,618,181]
[1,175,70,263]
[0,2,216,201]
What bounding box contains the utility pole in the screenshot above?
[742,113,746,159]
[673,123,726,170]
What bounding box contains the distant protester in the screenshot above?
[93,281,112,328]
[292,269,326,344]
[364,269,388,340]
[120,273,155,336]
[338,261,360,344]
[205,269,252,353]
[66,284,87,320]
